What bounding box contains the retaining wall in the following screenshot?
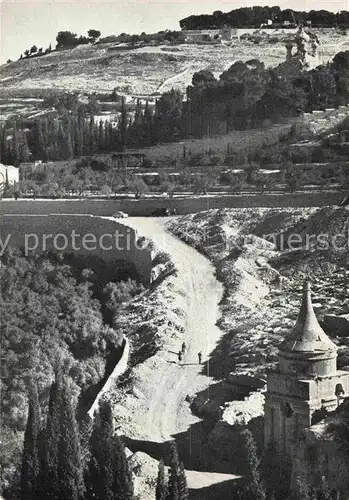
[88,338,130,419]
[0,191,343,217]
[1,214,153,283]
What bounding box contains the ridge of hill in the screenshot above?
[0,29,346,97]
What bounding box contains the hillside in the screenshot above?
[0,29,346,98]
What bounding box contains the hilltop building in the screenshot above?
[264,281,349,495]
[182,26,238,43]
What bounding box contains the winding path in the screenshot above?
[120,217,239,493]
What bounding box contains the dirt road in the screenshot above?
[124,217,224,440]
[119,217,239,492]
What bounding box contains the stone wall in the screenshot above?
[1,214,153,284]
[296,105,349,137]
[88,337,130,419]
[0,190,343,217]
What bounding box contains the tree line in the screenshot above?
[56,29,101,50]
[0,250,144,493]
[19,44,52,61]
[180,6,349,30]
[13,374,191,500]
[0,97,130,165]
[0,93,174,165]
[15,376,134,500]
[15,29,101,61]
[1,50,348,168]
[182,50,349,139]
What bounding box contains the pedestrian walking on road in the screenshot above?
[178,350,183,364]
[198,351,202,365]
[181,342,186,354]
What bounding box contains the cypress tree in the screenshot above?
[296,476,311,500]
[20,131,30,163]
[107,122,114,152]
[242,429,266,500]
[83,117,91,155]
[20,382,41,500]
[0,126,8,163]
[167,442,188,500]
[65,132,74,159]
[143,101,155,146]
[113,429,134,500]
[98,120,105,151]
[76,109,85,157]
[86,400,134,500]
[317,476,331,500]
[35,120,46,159]
[156,459,167,500]
[11,128,21,166]
[120,96,127,152]
[89,116,97,154]
[42,371,62,499]
[57,376,84,500]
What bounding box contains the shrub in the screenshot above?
[153,251,171,266]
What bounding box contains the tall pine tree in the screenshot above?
[86,399,134,500]
[242,429,266,500]
[42,371,62,499]
[20,382,41,500]
[120,96,127,152]
[167,441,188,500]
[156,459,168,500]
[57,376,84,500]
[11,127,21,166]
[20,131,30,163]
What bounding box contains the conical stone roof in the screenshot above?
[279,281,337,354]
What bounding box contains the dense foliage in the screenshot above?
[2,51,348,169]
[184,51,349,137]
[56,29,101,50]
[0,250,144,495]
[154,443,188,500]
[85,400,134,500]
[11,379,134,500]
[180,6,349,30]
[0,250,144,431]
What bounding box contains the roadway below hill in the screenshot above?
[117,217,240,497]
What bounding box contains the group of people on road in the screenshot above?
[177,342,202,365]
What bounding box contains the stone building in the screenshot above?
[264,281,349,460]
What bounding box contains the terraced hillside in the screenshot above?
[0,29,345,96]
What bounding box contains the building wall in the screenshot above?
[265,367,349,494]
[264,393,312,456]
[265,354,349,457]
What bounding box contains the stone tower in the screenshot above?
[264,281,349,457]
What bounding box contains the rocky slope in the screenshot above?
[0,29,343,96]
[167,206,349,467]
